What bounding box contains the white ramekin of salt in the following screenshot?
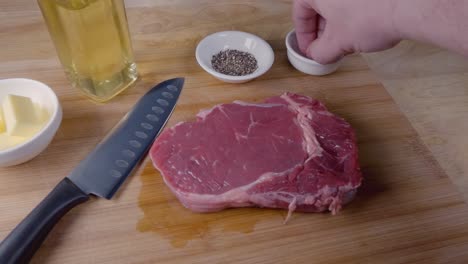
[196,31,274,83]
[285,30,342,76]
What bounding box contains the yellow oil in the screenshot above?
[38,0,138,102]
[136,165,281,248]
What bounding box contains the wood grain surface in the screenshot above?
[364,42,468,204]
[1,1,468,263]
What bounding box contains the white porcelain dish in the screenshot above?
[196,31,275,83]
[285,30,341,76]
[0,78,62,167]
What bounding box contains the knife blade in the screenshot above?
[0,78,185,264]
[68,77,184,199]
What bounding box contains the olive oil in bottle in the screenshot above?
[38,0,138,102]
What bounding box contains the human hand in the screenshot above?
[293,0,402,64]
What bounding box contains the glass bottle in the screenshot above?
[38,0,138,102]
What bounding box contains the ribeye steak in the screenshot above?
[150,92,362,216]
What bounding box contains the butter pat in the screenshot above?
[0,134,27,151]
[0,108,5,133]
[35,102,51,123]
[2,95,43,138]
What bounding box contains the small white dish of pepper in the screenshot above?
[196,31,274,83]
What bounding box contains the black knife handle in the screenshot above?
[0,178,89,264]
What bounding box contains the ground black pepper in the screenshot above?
[211,49,258,76]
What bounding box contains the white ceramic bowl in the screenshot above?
[285,30,341,76]
[196,31,275,83]
[0,78,62,167]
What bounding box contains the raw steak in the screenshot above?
[150,93,362,217]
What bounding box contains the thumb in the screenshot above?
[306,31,343,64]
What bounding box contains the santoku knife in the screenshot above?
[0,78,185,264]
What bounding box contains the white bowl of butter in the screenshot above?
[0,78,62,167]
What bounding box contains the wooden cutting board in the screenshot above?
[1,1,468,263]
